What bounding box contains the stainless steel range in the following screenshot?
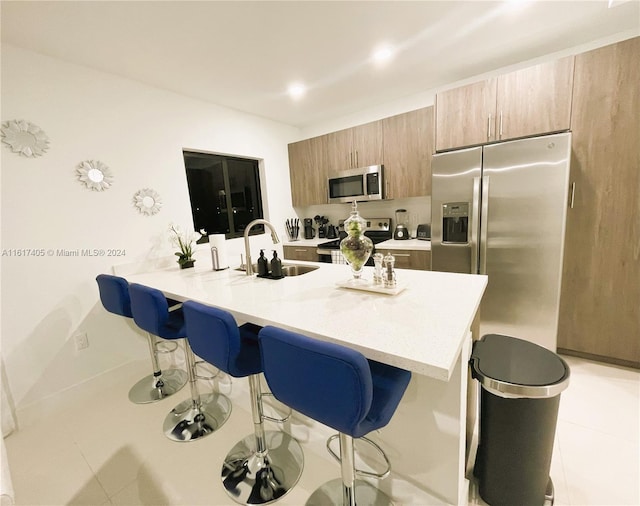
[316,218,392,265]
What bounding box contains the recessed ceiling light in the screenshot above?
[372,45,394,64]
[287,83,306,99]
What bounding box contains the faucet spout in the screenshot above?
[243,219,280,276]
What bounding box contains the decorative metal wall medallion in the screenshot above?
[76,160,113,191]
[133,188,163,215]
[1,120,50,157]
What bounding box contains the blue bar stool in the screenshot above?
[96,274,187,404]
[128,283,231,442]
[259,326,412,506]
[182,300,304,505]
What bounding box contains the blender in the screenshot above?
[393,209,410,240]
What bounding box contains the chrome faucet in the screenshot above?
[243,219,280,276]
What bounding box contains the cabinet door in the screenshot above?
[283,246,319,262]
[496,56,574,141]
[378,249,431,270]
[325,129,352,174]
[558,38,639,366]
[435,78,497,151]
[288,136,327,206]
[383,107,434,198]
[351,120,384,168]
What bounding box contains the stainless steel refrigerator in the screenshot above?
[431,132,571,351]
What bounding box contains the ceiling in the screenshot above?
[2,1,639,128]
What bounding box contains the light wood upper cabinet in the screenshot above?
[435,57,574,151]
[383,106,434,198]
[435,79,497,151]
[288,136,328,207]
[325,120,383,173]
[497,56,574,141]
[557,37,640,367]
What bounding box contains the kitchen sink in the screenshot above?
[281,264,319,276]
[235,263,319,277]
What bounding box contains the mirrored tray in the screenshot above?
[336,278,406,296]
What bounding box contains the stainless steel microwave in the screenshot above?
[327,165,384,204]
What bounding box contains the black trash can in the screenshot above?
[470,334,570,506]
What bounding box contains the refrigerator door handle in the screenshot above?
[471,177,481,274]
[479,176,490,275]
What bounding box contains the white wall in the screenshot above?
[0,45,299,422]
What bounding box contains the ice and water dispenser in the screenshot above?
[442,202,469,244]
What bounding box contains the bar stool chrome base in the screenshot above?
[163,393,232,442]
[128,368,188,404]
[221,431,304,505]
[306,478,393,506]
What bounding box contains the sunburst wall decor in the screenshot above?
[1,120,50,157]
[133,188,163,216]
[76,160,114,191]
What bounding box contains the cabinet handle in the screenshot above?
[355,150,359,167]
[393,253,411,257]
[569,182,576,209]
[487,114,492,141]
[499,111,503,139]
[294,249,307,252]
[386,180,391,199]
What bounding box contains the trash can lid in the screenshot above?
[470,334,570,399]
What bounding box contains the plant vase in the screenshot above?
[179,258,195,269]
[339,202,373,280]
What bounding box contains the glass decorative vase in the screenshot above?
[340,202,373,279]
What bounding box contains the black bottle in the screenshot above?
[257,249,269,276]
[270,250,283,277]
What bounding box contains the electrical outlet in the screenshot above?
[74,332,89,351]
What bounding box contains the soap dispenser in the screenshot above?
[270,250,283,278]
[257,249,269,276]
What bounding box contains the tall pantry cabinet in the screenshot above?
[557,37,640,367]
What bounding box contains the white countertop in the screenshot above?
[125,261,486,381]
[376,238,431,251]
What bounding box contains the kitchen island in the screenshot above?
[122,259,487,504]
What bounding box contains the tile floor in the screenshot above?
[4,355,639,505]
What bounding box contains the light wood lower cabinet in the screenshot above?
[283,245,320,263]
[557,37,640,368]
[376,249,431,271]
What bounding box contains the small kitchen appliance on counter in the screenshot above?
[393,209,410,240]
[416,224,431,240]
[303,218,315,239]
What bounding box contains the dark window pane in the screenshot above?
[183,151,264,240]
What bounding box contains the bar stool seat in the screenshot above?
[182,300,303,505]
[129,283,231,442]
[96,274,187,404]
[259,326,412,506]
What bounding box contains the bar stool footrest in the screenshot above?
[326,434,391,479]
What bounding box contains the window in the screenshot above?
[183,151,264,240]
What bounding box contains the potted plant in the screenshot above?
[169,224,203,269]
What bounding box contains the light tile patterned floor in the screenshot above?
[4,355,639,505]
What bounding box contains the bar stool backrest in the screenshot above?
[96,274,132,318]
[259,325,373,436]
[128,283,173,337]
[183,300,260,378]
